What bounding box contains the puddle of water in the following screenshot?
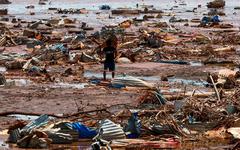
[136,76,160,81]
[84,71,160,81]
[84,71,108,79]
[8,114,55,121]
[0,67,7,72]
[51,141,92,149]
[51,82,88,89]
[168,77,208,87]
[0,138,92,150]
[189,61,204,67]
[5,79,32,87]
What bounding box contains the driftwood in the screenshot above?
[118,39,139,48]
[163,92,214,100]
[213,46,235,53]
[112,9,140,15]
[164,90,233,100]
[0,108,107,118]
[164,95,185,101]
[210,74,221,101]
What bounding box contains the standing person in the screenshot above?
[103,38,117,80]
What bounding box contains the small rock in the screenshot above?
[117,57,132,64]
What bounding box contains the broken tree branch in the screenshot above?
[209,74,221,101]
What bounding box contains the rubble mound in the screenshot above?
[0,0,11,4]
[207,0,225,8]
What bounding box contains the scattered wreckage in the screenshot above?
[0,0,240,149]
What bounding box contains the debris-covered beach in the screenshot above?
[0,0,240,149]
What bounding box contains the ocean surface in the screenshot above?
[0,0,239,28]
[0,0,239,14]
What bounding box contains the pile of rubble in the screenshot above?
[0,0,11,4]
[207,0,225,9]
[2,86,240,149]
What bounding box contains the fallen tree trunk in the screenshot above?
[0,108,107,118]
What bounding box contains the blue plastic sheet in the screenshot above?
[201,15,220,25]
[201,16,211,25]
[212,15,220,23]
[71,122,97,139]
[50,43,69,54]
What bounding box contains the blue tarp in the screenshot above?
[201,15,220,25]
[50,43,69,54]
[71,122,97,139]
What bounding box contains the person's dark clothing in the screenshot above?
[104,61,115,71]
[103,46,116,71]
[103,46,116,63]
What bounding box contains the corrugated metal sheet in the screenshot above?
[46,131,74,144]
[7,128,21,143]
[21,114,49,134]
[98,119,125,141]
[111,76,154,88]
[58,129,79,141]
